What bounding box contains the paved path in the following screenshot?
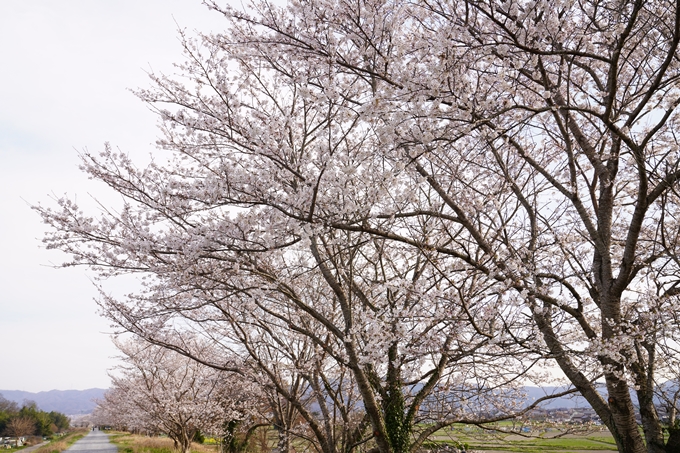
[19,442,49,453]
[65,431,117,453]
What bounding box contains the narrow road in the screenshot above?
[19,442,49,453]
[65,431,117,453]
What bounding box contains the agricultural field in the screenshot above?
[427,425,618,453]
[108,425,620,453]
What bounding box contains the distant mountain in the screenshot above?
[0,388,107,415]
[0,384,666,416]
[523,386,594,409]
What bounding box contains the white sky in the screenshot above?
[0,1,228,392]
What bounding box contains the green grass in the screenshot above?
[472,437,617,452]
[423,425,618,453]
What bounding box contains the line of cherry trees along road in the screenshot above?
[38,1,680,452]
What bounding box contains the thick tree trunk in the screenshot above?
[666,427,680,453]
[309,237,394,453]
[383,344,409,453]
[169,423,193,453]
[178,427,193,453]
[180,436,191,453]
[605,377,647,453]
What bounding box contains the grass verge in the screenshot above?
[30,429,89,453]
[108,432,218,453]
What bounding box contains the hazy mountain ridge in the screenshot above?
[523,386,591,409]
[1,387,585,415]
[0,388,107,415]
[0,385,654,415]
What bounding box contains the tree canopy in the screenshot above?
[38,1,680,452]
[0,395,69,437]
[93,338,264,453]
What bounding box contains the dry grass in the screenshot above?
[109,432,219,453]
[31,429,88,453]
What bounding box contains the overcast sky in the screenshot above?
[0,1,229,392]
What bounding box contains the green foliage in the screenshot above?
[0,394,19,435]
[383,382,408,453]
[381,346,410,453]
[48,412,70,432]
[420,440,470,451]
[223,420,244,453]
[19,404,53,436]
[0,394,69,437]
[192,430,205,444]
[0,411,12,436]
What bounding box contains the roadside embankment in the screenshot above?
[29,429,88,453]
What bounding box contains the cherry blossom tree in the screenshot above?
[93,386,146,433]
[200,1,680,451]
[39,112,551,453]
[97,338,263,453]
[36,0,680,452]
[37,13,559,453]
[103,236,546,453]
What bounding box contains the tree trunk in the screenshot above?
[181,428,193,453]
[605,377,647,453]
[666,427,680,453]
[276,428,291,453]
[383,344,409,453]
[222,420,240,453]
[271,398,295,453]
[533,304,647,453]
[170,425,193,453]
[635,373,666,453]
[343,344,393,453]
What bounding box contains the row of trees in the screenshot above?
[0,395,70,438]
[38,0,680,452]
[93,338,264,453]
